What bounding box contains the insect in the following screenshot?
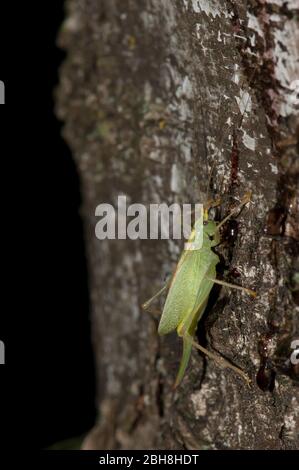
[143,193,256,387]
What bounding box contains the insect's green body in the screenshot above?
[143,193,254,386]
[158,218,221,386]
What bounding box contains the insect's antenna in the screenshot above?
[199,93,209,167]
[198,92,211,201]
[196,69,220,202]
[216,65,258,197]
[235,64,259,134]
[203,64,258,201]
[205,158,217,201]
[204,79,230,200]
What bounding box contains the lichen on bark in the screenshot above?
[56,0,299,449]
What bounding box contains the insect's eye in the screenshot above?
[203,221,208,226]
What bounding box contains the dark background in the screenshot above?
[0,3,96,448]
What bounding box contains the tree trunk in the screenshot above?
[56,0,299,450]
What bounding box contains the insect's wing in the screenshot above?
[158,250,203,335]
[174,262,218,386]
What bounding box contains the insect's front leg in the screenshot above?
[142,281,171,318]
[204,197,222,212]
[142,282,169,311]
[211,228,220,246]
[215,192,252,231]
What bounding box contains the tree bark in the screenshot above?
[56,0,299,450]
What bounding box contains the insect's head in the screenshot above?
[203,209,219,247]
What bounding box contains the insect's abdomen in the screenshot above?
[158,250,219,335]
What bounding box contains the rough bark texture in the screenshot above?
[56,0,299,450]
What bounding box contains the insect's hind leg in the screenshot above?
[190,337,251,385]
[176,323,251,386]
[174,334,193,388]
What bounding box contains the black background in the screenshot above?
[0,3,96,449]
